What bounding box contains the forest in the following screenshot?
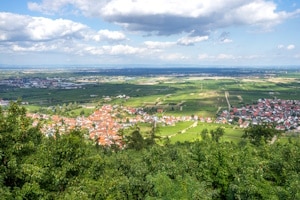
[1,102,300,199]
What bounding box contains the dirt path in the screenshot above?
[225,91,231,111]
[216,106,222,114]
[270,135,277,144]
[163,121,198,138]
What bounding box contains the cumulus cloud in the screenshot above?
[144,41,175,49]
[198,53,211,60]
[287,44,295,50]
[0,12,126,43]
[0,12,129,56]
[218,32,233,43]
[11,42,58,52]
[3,38,84,54]
[222,39,233,43]
[160,53,189,61]
[104,44,145,55]
[144,36,208,49]
[88,29,126,42]
[198,53,235,60]
[83,44,146,56]
[28,0,300,35]
[0,12,87,42]
[217,54,235,59]
[198,53,264,61]
[277,44,296,50]
[177,35,208,46]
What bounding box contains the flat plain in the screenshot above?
[1,67,300,143]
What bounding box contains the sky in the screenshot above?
[0,0,300,66]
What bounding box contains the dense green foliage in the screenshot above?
[242,124,281,145]
[1,103,300,199]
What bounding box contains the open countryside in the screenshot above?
[1,67,300,145]
[1,67,300,199]
[1,0,300,198]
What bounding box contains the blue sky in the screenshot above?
[0,0,299,66]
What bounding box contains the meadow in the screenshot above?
[2,69,300,117]
[1,68,300,143]
[125,121,245,144]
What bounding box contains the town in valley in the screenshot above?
[1,67,300,145]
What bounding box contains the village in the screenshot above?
[217,98,300,131]
[25,97,300,146]
[27,104,202,146]
[0,77,88,89]
[0,76,129,89]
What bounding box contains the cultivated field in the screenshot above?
[1,67,300,143]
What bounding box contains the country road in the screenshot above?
[225,91,231,111]
[163,121,198,138]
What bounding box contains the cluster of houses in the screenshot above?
[0,99,28,106]
[26,98,300,146]
[28,105,123,146]
[217,98,300,131]
[0,99,10,106]
[27,104,201,146]
[0,77,83,89]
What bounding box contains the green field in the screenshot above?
[2,75,300,117]
[158,122,244,144]
[123,121,245,144]
[1,71,300,143]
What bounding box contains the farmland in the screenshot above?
[1,67,300,115]
[1,67,300,143]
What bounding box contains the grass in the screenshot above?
[158,121,194,136]
[4,76,300,117]
[3,74,300,144]
[157,122,244,144]
[65,107,95,117]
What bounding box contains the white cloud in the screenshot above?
[223,1,286,29]
[218,32,233,43]
[160,53,189,61]
[287,44,295,50]
[217,54,235,60]
[28,0,300,35]
[28,0,105,16]
[0,12,87,42]
[244,55,264,59]
[89,29,126,42]
[3,39,83,54]
[83,45,146,56]
[0,12,129,57]
[105,45,145,55]
[277,44,296,50]
[221,38,233,43]
[144,36,208,49]
[198,53,264,60]
[0,12,126,44]
[144,41,175,49]
[0,12,149,60]
[198,53,211,60]
[177,35,209,46]
[82,46,104,55]
[11,43,56,52]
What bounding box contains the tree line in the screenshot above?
[1,102,299,199]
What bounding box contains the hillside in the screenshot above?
[1,102,299,199]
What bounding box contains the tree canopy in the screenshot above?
[242,124,281,145]
[1,103,299,199]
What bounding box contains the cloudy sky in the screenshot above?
[0,0,299,66]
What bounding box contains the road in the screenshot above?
[225,91,231,111]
